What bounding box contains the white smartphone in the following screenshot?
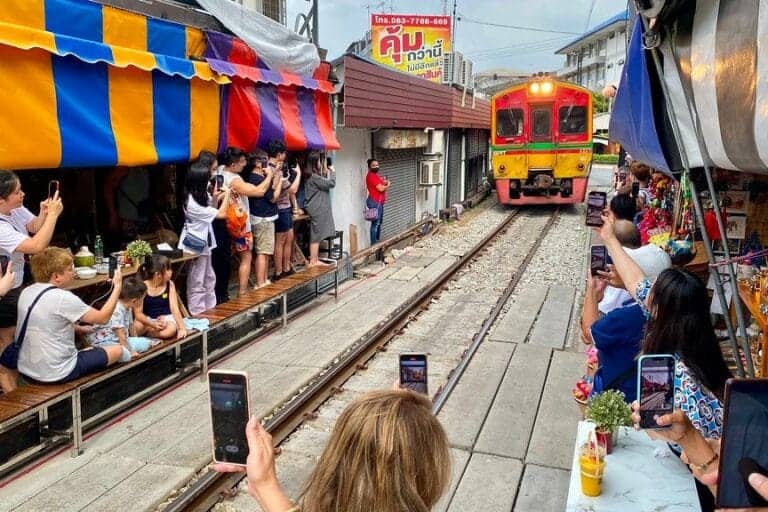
[208,370,251,466]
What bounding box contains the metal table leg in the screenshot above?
[334,268,339,301]
[200,330,208,382]
[282,294,288,328]
[71,389,82,457]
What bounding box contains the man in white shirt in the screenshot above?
[0,170,63,392]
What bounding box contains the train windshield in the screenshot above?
[496,108,524,137]
[559,106,587,134]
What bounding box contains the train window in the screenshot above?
[496,108,524,137]
[559,106,587,134]
[532,109,551,138]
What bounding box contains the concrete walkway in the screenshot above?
[0,245,464,512]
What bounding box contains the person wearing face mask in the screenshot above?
[365,159,390,244]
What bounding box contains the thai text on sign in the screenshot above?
[370,14,452,83]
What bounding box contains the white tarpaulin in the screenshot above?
[195,0,320,76]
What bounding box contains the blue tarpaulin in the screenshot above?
[609,17,671,173]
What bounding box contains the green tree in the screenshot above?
[592,91,609,114]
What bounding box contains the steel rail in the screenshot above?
[163,208,531,512]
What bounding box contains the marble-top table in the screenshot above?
[566,421,700,511]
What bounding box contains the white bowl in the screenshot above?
[75,267,97,279]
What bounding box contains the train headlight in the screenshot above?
[541,81,553,94]
[530,82,540,94]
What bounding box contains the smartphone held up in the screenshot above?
[585,191,607,227]
[48,180,59,199]
[636,355,675,429]
[208,370,251,466]
[590,245,608,276]
[717,378,768,509]
[399,354,428,395]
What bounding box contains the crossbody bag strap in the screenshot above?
[13,285,56,348]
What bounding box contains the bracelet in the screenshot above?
[691,451,719,472]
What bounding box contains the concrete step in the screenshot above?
[433,448,471,512]
[489,286,548,344]
[513,463,571,512]
[446,453,523,512]
[528,285,576,349]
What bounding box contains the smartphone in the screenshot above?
[326,157,333,167]
[399,354,428,395]
[590,245,608,276]
[631,181,640,198]
[108,255,118,279]
[717,378,768,508]
[48,180,59,199]
[214,174,224,189]
[208,370,251,466]
[585,191,607,227]
[0,255,9,274]
[636,354,676,429]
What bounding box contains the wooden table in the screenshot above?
[65,254,198,291]
[737,280,768,376]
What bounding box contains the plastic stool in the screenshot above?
[321,230,344,260]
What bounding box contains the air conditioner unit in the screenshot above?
[442,53,453,85]
[419,160,442,186]
[462,59,474,88]
[452,52,464,84]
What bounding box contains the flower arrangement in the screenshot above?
[585,390,632,433]
[126,239,152,265]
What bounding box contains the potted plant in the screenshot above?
[125,239,152,267]
[584,390,632,454]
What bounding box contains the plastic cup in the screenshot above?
[579,454,606,497]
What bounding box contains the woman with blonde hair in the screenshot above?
[215,389,451,512]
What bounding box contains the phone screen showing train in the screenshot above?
[585,192,606,227]
[399,354,428,395]
[717,379,768,508]
[209,372,250,465]
[638,355,675,429]
[590,245,607,276]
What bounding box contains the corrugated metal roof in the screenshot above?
[555,9,630,54]
[341,54,489,130]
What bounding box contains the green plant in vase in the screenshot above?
[585,390,632,454]
[125,239,152,267]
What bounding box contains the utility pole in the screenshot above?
[295,0,319,45]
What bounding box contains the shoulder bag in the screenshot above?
[0,285,56,370]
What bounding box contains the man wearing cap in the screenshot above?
[365,159,390,244]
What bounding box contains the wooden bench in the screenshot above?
[0,263,339,472]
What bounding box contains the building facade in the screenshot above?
[555,10,629,91]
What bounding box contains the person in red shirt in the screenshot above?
[365,159,390,244]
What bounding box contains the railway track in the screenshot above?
[163,207,561,512]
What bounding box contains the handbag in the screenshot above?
[181,232,207,252]
[364,205,379,221]
[0,285,56,370]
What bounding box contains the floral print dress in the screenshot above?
[635,278,723,439]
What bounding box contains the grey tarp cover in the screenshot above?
[195,0,320,76]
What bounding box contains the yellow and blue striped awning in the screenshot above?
[0,0,226,169]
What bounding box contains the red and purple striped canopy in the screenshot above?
[205,31,339,152]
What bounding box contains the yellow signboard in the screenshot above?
[370,14,452,83]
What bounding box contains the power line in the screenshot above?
[456,13,580,35]
[466,36,571,58]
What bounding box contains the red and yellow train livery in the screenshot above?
[491,78,593,205]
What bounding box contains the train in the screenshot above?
[491,78,594,205]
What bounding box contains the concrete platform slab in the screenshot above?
[474,344,551,459]
[433,448,471,512]
[526,350,584,469]
[446,453,523,512]
[489,287,548,344]
[12,454,144,512]
[81,463,194,512]
[513,464,570,512]
[437,341,515,450]
[528,285,576,349]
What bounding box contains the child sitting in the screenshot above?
[85,277,152,362]
[136,254,187,340]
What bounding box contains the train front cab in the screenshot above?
[491,81,593,206]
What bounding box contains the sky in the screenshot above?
[286,0,628,73]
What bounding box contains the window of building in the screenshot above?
[496,108,524,137]
[559,106,587,135]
